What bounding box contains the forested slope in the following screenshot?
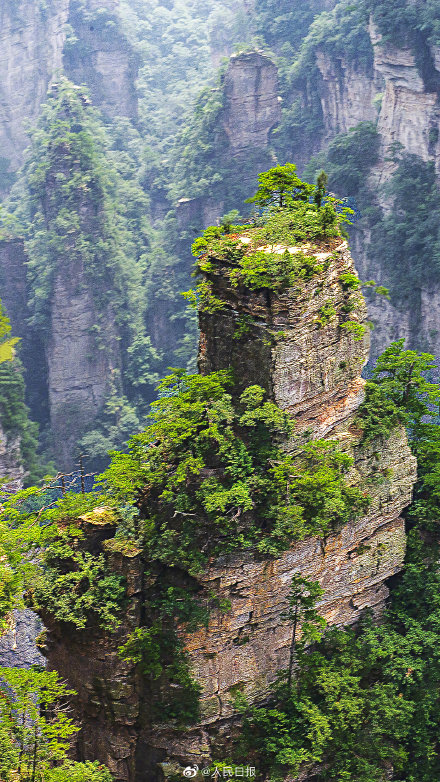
[0,0,252,469]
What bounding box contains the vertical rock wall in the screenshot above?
[222,52,281,154]
[286,17,440,364]
[0,0,137,186]
[41,239,416,781]
[48,272,121,469]
[64,0,138,119]
[0,0,69,181]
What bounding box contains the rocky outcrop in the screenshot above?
[199,241,370,435]
[40,237,416,781]
[222,51,281,154]
[314,20,440,177]
[64,0,138,119]
[370,21,439,184]
[0,610,44,668]
[300,18,440,364]
[316,49,380,142]
[175,50,281,233]
[48,271,121,470]
[152,423,413,763]
[41,513,144,781]
[153,237,415,772]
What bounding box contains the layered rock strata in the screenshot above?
[176,51,281,231]
[0,0,69,178]
[41,511,143,782]
[198,240,369,435]
[222,52,281,154]
[150,239,416,775]
[48,269,121,470]
[307,19,440,362]
[40,240,416,781]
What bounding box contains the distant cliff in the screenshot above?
[173,3,440,366]
[306,17,440,362]
[0,0,136,192]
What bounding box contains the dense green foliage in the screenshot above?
[0,299,18,363]
[363,0,440,46]
[2,79,196,463]
[0,360,40,484]
[0,666,113,781]
[241,340,440,781]
[245,163,314,208]
[0,364,368,720]
[120,0,250,179]
[101,370,369,567]
[243,536,440,781]
[0,487,123,631]
[0,300,40,483]
[0,173,374,728]
[187,165,353,310]
[370,154,440,303]
[305,122,380,202]
[254,0,317,51]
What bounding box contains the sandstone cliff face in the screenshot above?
[305,19,440,363]
[198,241,369,435]
[316,49,380,143]
[0,419,25,494]
[64,0,138,119]
[0,0,136,185]
[41,514,144,781]
[0,0,69,180]
[222,52,281,154]
[314,20,440,179]
[0,1,139,468]
[176,51,281,232]
[40,240,416,781]
[48,271,121,469]
[154,239,415,774]
[370,21,438,184]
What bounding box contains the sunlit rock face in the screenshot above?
[198,240,370,434]
[156,237,414,768]
[36,235,417,781]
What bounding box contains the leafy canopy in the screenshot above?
[0,666,113,781]
[246,163,315,209]
[0,302,19,364]
[101,370,369,570]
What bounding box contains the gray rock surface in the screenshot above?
[222,51,281,153]
[0,610,44,669]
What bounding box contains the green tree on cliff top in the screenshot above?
[246,163,315,208]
